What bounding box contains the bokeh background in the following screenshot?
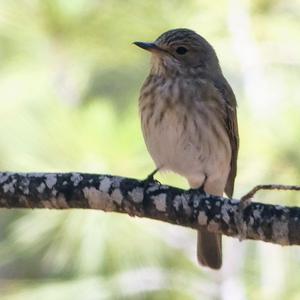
[0,0,300,299]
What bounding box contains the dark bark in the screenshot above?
[0,172,299,246]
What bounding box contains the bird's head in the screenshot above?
[134,28,221,76]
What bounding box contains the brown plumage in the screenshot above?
[135,28,239,270]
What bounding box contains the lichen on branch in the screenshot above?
[0,172,300,246]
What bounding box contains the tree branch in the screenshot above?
[0,172,299,246]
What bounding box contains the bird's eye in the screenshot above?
[175,46,188,55]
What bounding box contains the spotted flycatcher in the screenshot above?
[135,29,239,269]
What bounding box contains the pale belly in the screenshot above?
[142,107,231,189]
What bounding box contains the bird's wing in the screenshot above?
[213,77,239,198]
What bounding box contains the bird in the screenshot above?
[134,28,239,270]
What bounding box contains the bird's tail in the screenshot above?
[188,178,223,269]
[197,229,222,269]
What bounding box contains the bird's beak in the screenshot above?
[133,42,162,52]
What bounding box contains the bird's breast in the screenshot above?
[139,77,231,180]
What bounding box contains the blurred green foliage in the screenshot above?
[0,0,300,299]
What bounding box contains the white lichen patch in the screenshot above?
[111,189,123,205]
[249,216,254,226]
[147,185,160,192]
[51,189,58,196]
[272,220,289,245]
[83,187,115,211]
[37,182,46,193]
[275,205,284,210]
[153,194,167,212]
[99,177,112,193]
[173,195,183,211]
[45,174,57,189]
[182,197,191,215]
[20,185,29,195]
[198,211,208,226]
[282,208,290,214]
[221,204,231,223]
[129,187,144,203]
[3,180,16,193]
[23,187,29,195]
[0,174,9,184]
[70,173,82,187]
[253,208,262,219]
[112,176,123,188]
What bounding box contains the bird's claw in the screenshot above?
[188,186,206,196]
[188,175,207,195]
[141,168,161,210]
[142,168,161,187]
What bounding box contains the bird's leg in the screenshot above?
[198,175,207,193]
[141,168,161,210]
[144,168,160,183]
[188,174,207,196]
[139,168,161,189]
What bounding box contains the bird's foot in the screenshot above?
[141,168,161,209]
[188,185,206,196]
[141,168,161,187]
[188,175,207,196]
